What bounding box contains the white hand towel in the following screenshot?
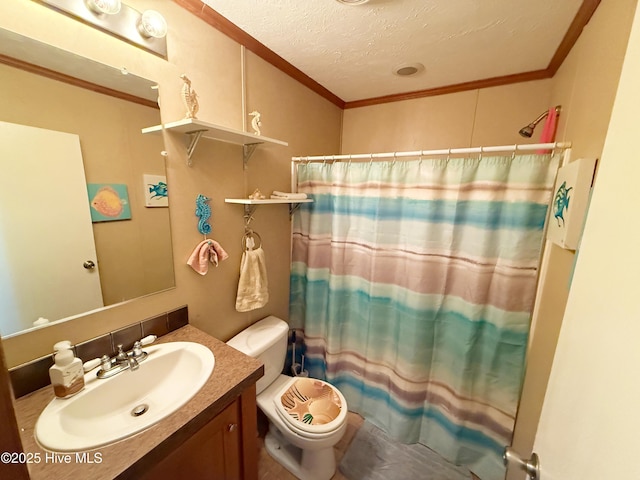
[271,191,308,200]
[235,247,269,312]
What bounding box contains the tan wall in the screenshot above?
[508,0,637,473]
[342,80,553,152]
[1,0,342,366]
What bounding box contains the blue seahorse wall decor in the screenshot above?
[195,194,212,235]
[553,181,573,227]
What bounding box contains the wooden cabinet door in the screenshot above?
[142,399,241,479]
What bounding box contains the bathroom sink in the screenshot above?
[35,341,215,452]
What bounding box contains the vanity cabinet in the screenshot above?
[14,326,263,480]
[136,385,258,480]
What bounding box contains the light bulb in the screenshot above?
[85,0,121,15]
[137,10,168,39]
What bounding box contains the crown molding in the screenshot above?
[174,0,601,110]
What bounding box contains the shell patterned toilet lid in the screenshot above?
[279,378,342,426]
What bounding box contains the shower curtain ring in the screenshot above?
[392,152,397,166]
[369,153,374,165]
[446,148,451,163]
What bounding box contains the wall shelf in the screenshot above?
[225,198,312,216]
[142,118,288,167]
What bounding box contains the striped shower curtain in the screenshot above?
[289,154,560,479]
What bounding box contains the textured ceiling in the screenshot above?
[201,0,583,103]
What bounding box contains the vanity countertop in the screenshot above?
[12,325,263,480]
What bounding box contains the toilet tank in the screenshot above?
[227,315,289,394]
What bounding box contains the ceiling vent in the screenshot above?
[393,63,425,77]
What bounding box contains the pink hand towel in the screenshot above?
[187,239,229,275]
[537,107,558,153]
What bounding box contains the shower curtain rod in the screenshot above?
[291,142,572,162]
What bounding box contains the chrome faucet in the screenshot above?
[116,344,139,371]
[90,335,156,379]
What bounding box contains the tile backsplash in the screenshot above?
[9,306,189,399]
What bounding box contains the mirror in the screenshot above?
[0,29,175,337]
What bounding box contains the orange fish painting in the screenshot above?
[87,184,131,222]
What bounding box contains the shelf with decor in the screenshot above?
[142,118,288,166]
[224,198,313,217]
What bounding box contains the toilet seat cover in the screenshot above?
[274,377,346,435]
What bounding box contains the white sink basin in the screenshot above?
[35,341,215,452]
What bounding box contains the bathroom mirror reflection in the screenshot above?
[0,29,175,337]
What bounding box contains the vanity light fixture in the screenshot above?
[85,0,122,15]
[37,0,168,58]
[137,10,168,39]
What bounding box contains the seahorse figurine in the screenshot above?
[249,111,262,136]
[180,74,199,119]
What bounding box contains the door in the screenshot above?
[0,121,103,334]
[529,5,640,479]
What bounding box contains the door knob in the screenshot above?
[503,446,540,480]
[83,260,96,269]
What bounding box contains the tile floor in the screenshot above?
[257,411,480,480]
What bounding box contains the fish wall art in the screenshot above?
[546,158,597,250]
[87,183,131,222]
[143,174,168,207]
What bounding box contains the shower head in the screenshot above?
[518,106,562,138]
[519,124,535,138]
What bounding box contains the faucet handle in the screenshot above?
[82,357,101,373]
[139,335,157,347]
[84,354,115,375]
[132,335,157,359]
[100,354,113,371]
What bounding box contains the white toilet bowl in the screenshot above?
[226,316,348,480]
[257,374,347,480]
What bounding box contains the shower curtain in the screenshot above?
[289,154,560,479]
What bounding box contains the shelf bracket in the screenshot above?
[242,143,260,170]
[243,204,258,225]
[185,130,206,166]
[289,203,303,217]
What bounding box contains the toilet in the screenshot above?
[227,316,348,480]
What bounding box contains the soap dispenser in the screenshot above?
[49,341,84,399]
